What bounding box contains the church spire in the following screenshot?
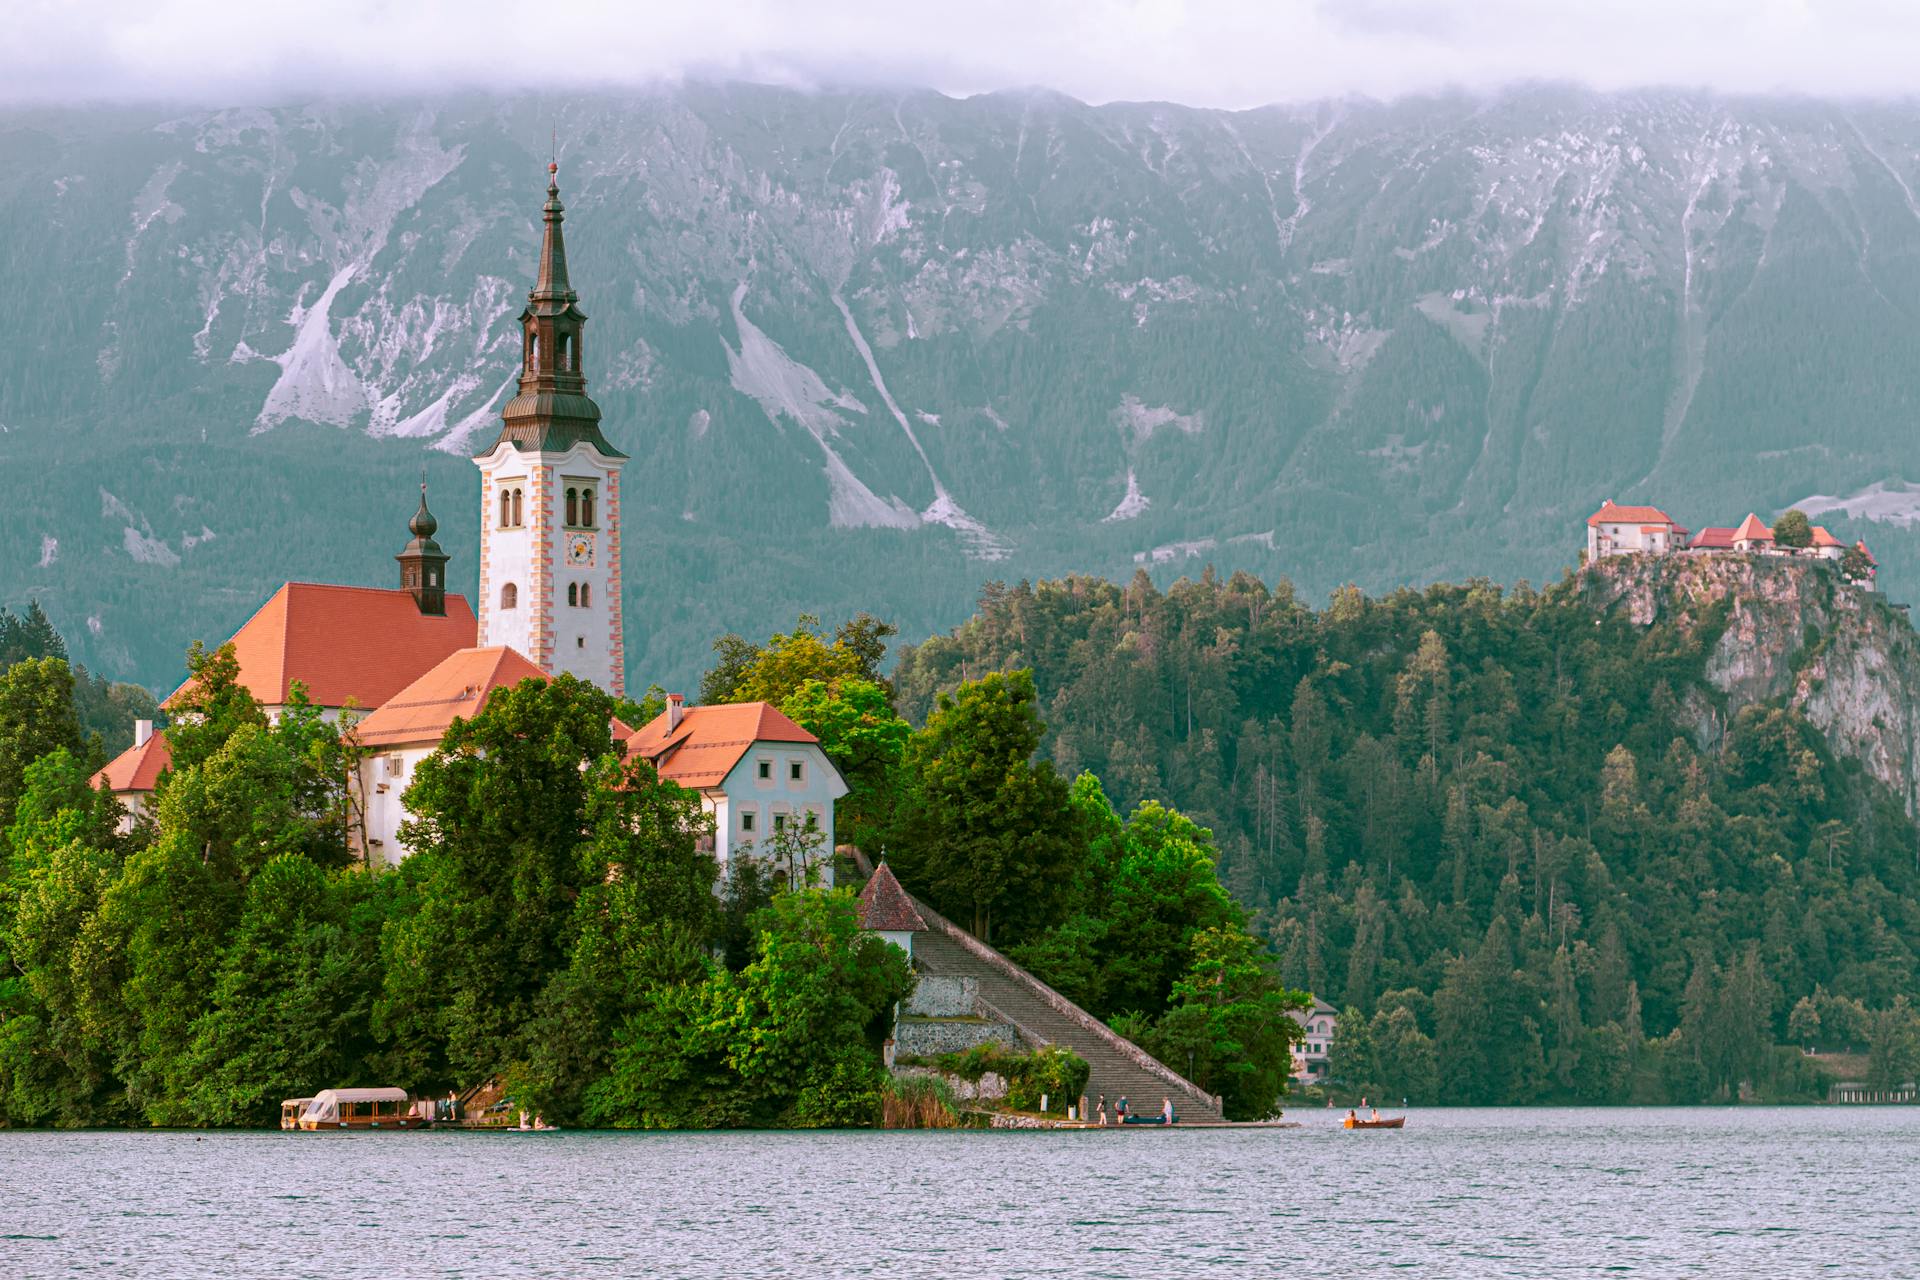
[479,161,623,459]
[533,162,575,303]
[396,476,450,616]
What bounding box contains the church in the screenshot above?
[95,164,844,881]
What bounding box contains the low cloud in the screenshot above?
[13,0,1920,107]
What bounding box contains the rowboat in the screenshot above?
[1343,1115,1405,1129]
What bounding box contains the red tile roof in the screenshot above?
[1734,514,1774,543]
[165,583,476,711]
[353,647,548,748]
[858,862,926,933]
[1691,527,1737,550]
[619,701,820,790]
[1811,526,1845,548]
[1588,501,1680,529]
[92,730,172,794]
[1856,539,1877,565]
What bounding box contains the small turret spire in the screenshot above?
[396,478,450,616]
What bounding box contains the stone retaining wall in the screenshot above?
[905,976,979,1018]
[896,1016,1018,1058]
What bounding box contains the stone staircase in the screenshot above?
[908,910,1225,1124]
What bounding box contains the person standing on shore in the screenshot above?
[1096,1094,1107,1126]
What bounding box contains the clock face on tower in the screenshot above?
[566,532,596,567]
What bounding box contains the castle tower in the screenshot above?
[395,480,451,616]
[474,162,626,695]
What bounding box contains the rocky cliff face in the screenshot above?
[1585,554,1920,816]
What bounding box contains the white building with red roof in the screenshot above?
[1586,500,1688,560]
[619,695,848,886]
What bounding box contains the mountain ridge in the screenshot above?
[7,82,1920,692]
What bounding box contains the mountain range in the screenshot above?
[7,82,1920,695]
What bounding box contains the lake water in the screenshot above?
[2,1108,1912,1278]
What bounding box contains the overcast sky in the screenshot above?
[12,0,1920,108]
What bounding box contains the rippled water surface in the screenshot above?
[3,1108,1914,1277]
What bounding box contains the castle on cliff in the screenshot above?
[1585,500,1875,589]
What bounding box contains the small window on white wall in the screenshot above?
[740,810,757,834]
[501,583,519,610]
[757,759,772,781]
[789,759,805,783]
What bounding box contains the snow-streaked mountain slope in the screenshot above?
[6,84,1920,692]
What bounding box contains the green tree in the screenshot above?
[1867,996,1920,1091]
[1133,926,1305,1120]
[0,751,128,1125]
[84,832,241,1123]
[701,614,896,706]
[1787,996,1821,1050]
[1327,1005,1379,1099]
[587,889,913,1128]
[377,674,616,1089]
[0,657,85,833]
[780,676,909,848]
[887,670,1084,943]
[1371,1005,1438,1101]
[163,643,268,776]
[1772,509,1813,548]
[185,854,383,1126]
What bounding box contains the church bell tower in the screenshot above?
[473,162,627,695]
[396,480,450,616]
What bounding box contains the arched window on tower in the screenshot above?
[565,487,578,527]
[580,584,591,607]
[499,489,512,527]
[567,583,578,607]
[559,331,573,372]
[581,489,596,528]
[511,488,523,528]
[501,582,519,610]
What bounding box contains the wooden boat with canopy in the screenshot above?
[295,1088,424,1130]
[280,1098,313,1130]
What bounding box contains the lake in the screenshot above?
[2,1107,1911,1277]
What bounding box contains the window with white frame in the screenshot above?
[756,758,772,781]
[740,809,756,834]
[789,759,805,783]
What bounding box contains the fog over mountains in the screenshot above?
[7,83,1920,694]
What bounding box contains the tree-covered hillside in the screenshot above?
[895,560,1920,1101]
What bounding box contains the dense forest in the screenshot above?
[0,611,1295,1127]
[893,563,1920,1103]
[9,547,1920,1125]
